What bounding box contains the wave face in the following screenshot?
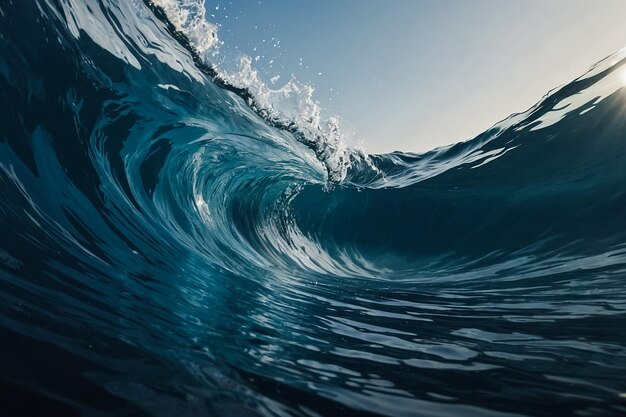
[2,1,626,416]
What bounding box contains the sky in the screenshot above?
[206,0,626,154]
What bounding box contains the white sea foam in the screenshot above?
[148,0,353,182]
[218,56,350,180]
[149,0,218,53]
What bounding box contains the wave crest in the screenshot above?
[148,0,354,183]
[149,0,218,53]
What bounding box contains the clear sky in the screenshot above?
[207,0,626,154]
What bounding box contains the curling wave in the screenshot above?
[1,1,626,416]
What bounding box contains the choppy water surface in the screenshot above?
[1,1,626,416]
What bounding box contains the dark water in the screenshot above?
[1,1,626,416]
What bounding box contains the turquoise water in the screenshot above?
[1,1,626,416]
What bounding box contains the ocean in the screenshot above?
[1,1,626,416]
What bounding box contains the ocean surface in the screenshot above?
[1,1,626,416]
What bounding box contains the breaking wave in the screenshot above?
[1,1,626,416]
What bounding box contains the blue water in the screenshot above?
[1,1,626,416]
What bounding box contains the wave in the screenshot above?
[149,0,357,183]
[1,1,626,416]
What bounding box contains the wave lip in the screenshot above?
[146,0,358,183]
[150,0,219,53]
